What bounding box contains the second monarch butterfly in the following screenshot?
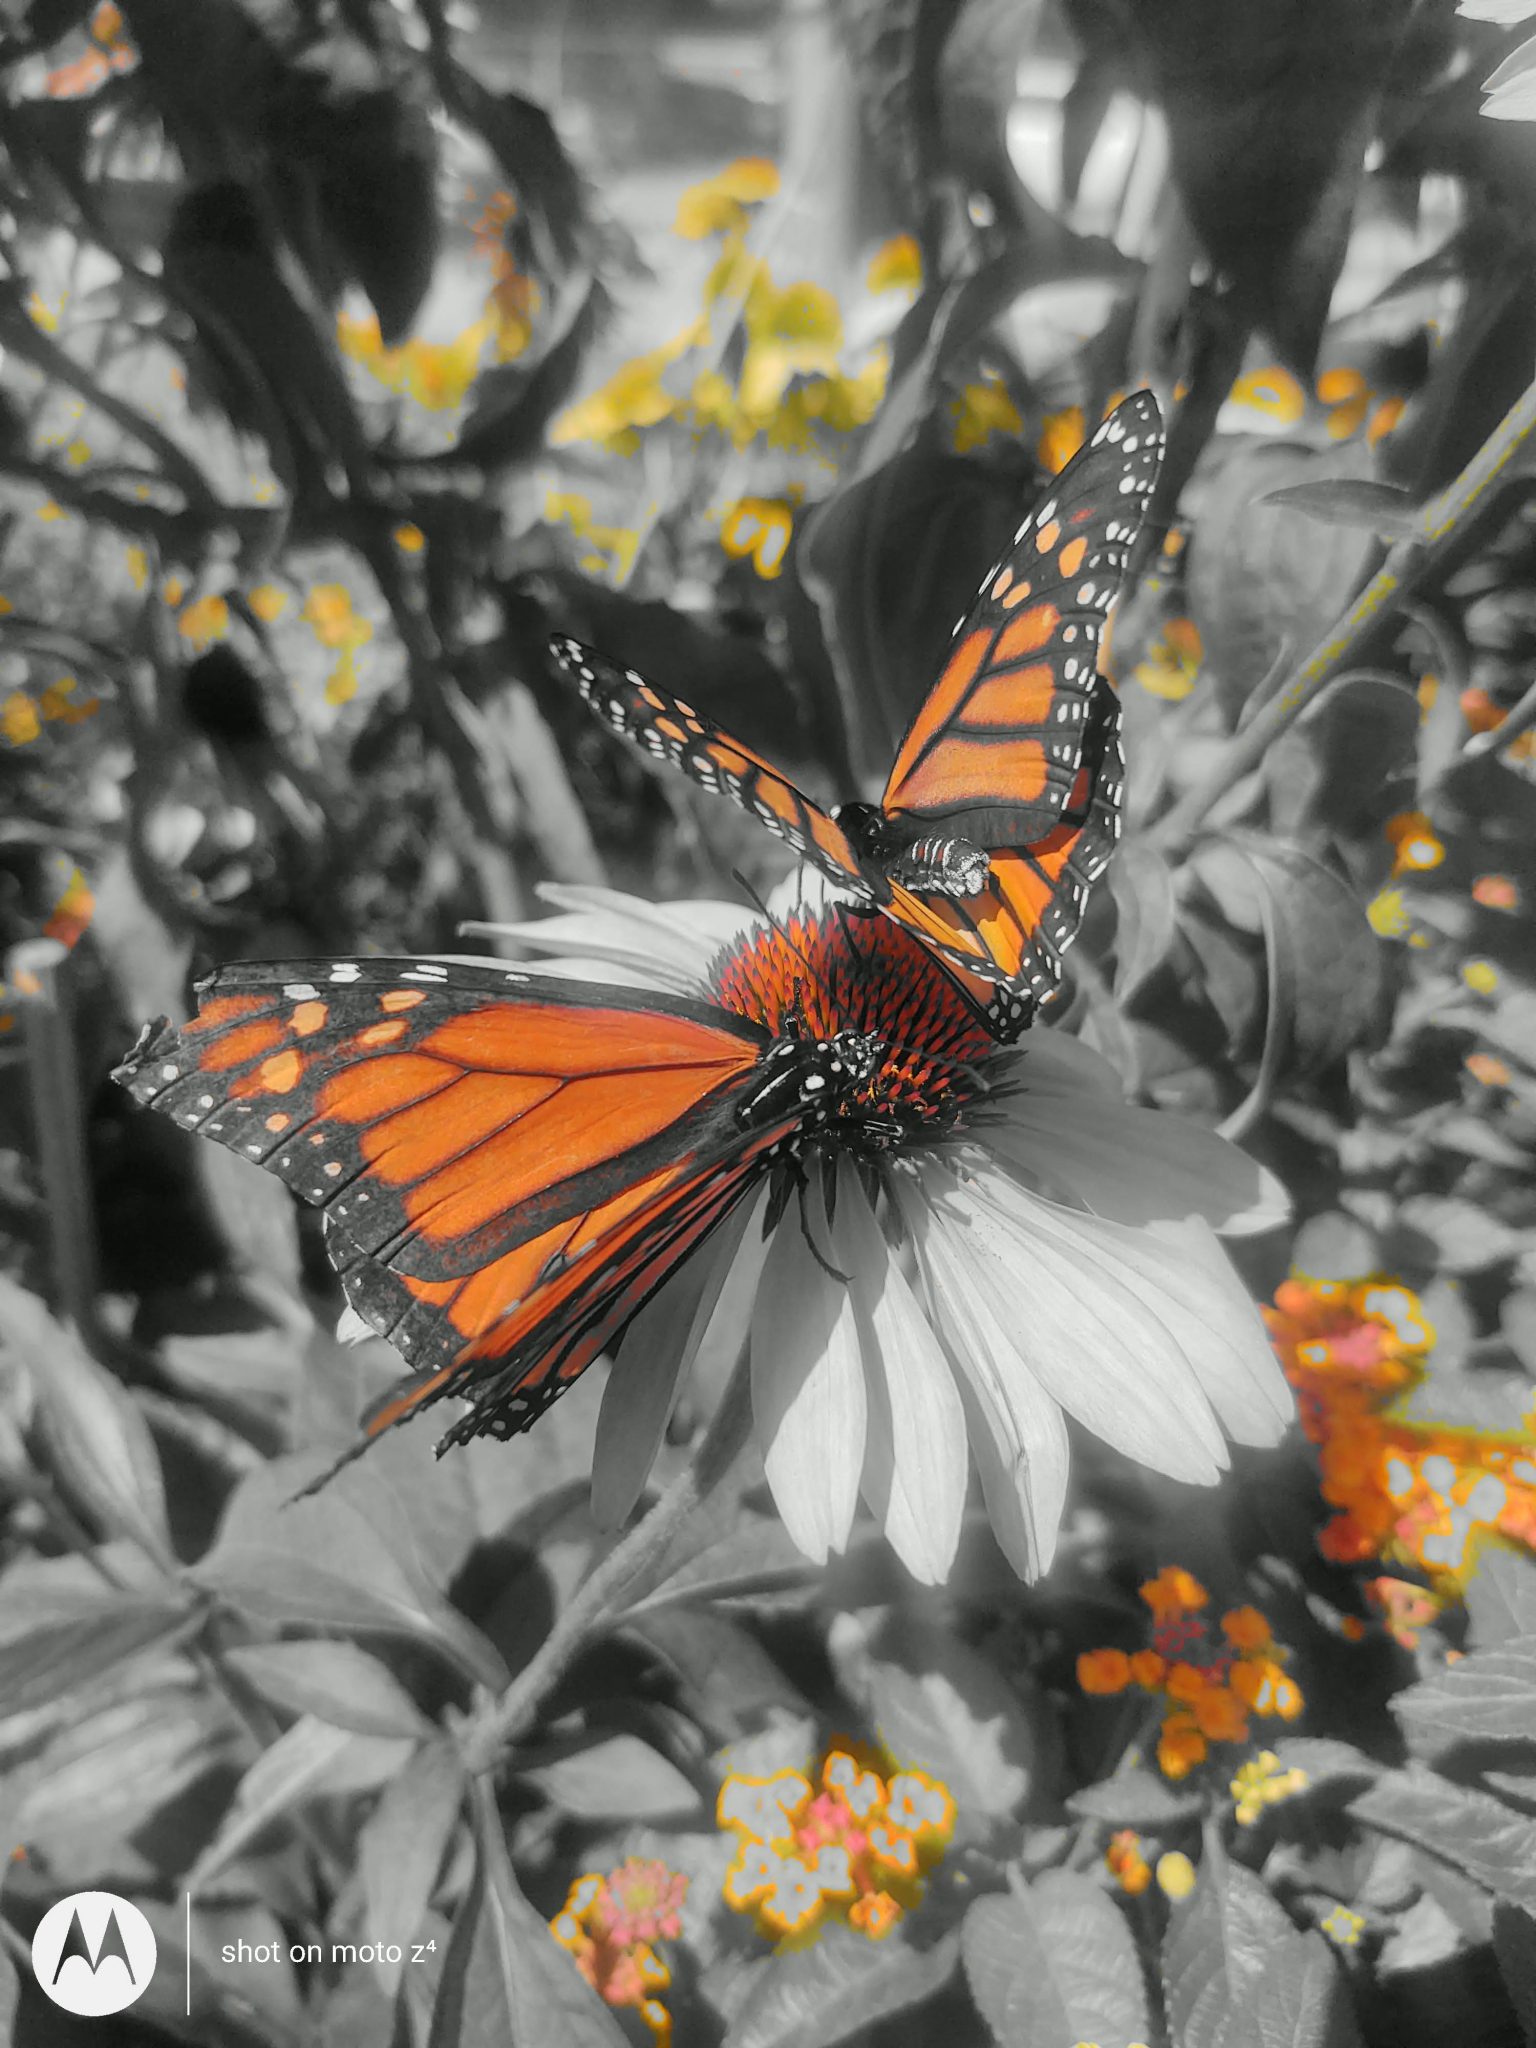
[114,956,883,1455]
[552,391,1164,1041]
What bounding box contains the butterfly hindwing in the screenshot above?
[880,390,1160,845]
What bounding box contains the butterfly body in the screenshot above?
[553,390,1163,1040]
[115,956,883,1453]
[832,805,993,900]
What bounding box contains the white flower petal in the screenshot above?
[335,1306,374,1347]
[1142,1216,1295,1442]
[765,863,867,921]
[931,1163,1229,1483]
[833,1161,967,1586]
[593,1189,765,1530]
[1460,0,1536,23]
[1008,1028,1126,1098]
[465,885,756,992]
[750,1169,866,1562]
[990,1090,1288,1235]
[894,1176,1068,1579]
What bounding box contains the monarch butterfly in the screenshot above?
[553,390,1164,1041]
[114,956,882,1452]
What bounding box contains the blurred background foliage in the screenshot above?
[2,0,1536,2044]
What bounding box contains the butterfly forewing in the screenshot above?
[113,957,777,1279]
[550,635,875,901]
[116,955,874,1453]
[879,390,1161,844]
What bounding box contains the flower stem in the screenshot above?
[1151,372,1536,854]
[459,1344,757,1773]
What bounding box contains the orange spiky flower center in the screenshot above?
[708,910,1003,1149]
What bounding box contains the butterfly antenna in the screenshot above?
[729,867,836,1016]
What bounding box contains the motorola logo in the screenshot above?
[31,1891,157,2016]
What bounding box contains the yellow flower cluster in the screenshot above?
[336,186,536,414]
[552,158,890,458]
[2,674,99,746]
[718,1747,953,1943]
[1230,1750,1309,1827]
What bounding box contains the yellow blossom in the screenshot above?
[1156,1852,1198,1900]
[1038,406,1086,472]
[1367,888,1411,939]
[1229,366,1306,424]
[177,593,230,650]
[950,372,1022,454]
[2,692,41,746]
[674,157,779,239]
[1462,959,1499,995]
[1320,1904,1365,1947]
[721,497,793,579]
[393,523,425,555]
[1134,618,1203,702]
[248,584,288,623]
[867,234,922,294]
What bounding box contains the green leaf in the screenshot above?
[428,1779,627,2048]
[188,1715,416,1889]
[624,1608,811,1738]
[0,1576,198,1715]
[1191,835,1383,1072]
[1260,477,1421,539]
[1466,1552,1536,1651]
[1253,1930,1363,2048]
[1349,1766,1536,1907]
[963,1875,1149,2048]
[1493,1902,1536,2048]
[1265,1739,1381,1795]
[358,1740,467,1997]
[1066,1769,1206,1828]
[1109,849,1180,1003]
[858,1622,1041,1840]
[521,1733,701,1821]
[723,1925,959,2048]
[0,1942,16,2043]
[1163,1860,1301,2048]
[1393,1639,1536,1758]
[219,1639,431,1738]
[1188,442,1377,720]
[17,1682,240,1868]
[191,1458,507,1691]
[626,1511,819,1617]
[1265,674,1418,839]
[0,1275,172,1562]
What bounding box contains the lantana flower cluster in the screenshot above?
[549,1857,688,2044]
[1266,1273,1536,1634]
[718,1748,954,1943]
[1078,1568,1304,1780]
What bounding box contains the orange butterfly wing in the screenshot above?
[550,635,877,902]
[115,958,769,1282]
[880,390,1161,845]
[113,958,835,1449]
[881,675,1125,1022]
[332,1160,753,1446]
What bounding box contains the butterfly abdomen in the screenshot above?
[835,801,992,900]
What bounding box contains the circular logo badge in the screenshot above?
[31,1891,157,2016]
